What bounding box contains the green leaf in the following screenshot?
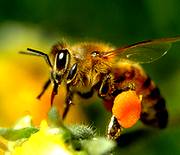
[0,127,38,141]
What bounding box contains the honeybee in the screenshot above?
[20,36,180,140]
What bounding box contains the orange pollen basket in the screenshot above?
[112,90,141,128]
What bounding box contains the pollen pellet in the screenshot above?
[112,90,141,128]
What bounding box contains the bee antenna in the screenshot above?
[19,48,53,68]
[27,48,43,53]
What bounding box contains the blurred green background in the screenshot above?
[0,0,180,154]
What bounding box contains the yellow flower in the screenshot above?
[5,120,82,155]
[1,114,115,155]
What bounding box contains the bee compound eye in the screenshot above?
[67,63,78,83]
[56,49,70,71]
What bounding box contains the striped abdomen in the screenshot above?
[140,78,168,128]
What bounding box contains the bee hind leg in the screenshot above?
[107,115,123,140]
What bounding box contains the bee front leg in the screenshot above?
[62,85,74,119]
[51,82,58,106]
[37,78,51,99]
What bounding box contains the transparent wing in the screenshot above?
[105,36,180,64]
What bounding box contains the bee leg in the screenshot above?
[98,74,111,97]
[107,115,123,140]
[51,82,58,106]
[62,86,74,119]
[19,48,53,68]
[37,78,51,99]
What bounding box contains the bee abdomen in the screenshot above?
[140,84,168,128]
[154,98,168,128]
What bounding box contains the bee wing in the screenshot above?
[105,36,180,64]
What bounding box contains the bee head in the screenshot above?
[52,49,77,85]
